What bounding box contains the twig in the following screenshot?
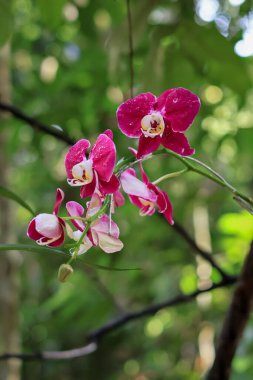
[0,276,237,361]
[206,242,253,380]
[0,101,74,145]
[173,220,232,280]
[126,0,134,97]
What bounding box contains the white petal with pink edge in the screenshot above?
[35,213,62,239]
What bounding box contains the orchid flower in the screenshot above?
[65,130,119,199]
[27,188,65,247]
[116,87,200,158]
[66,193,124,254]
[120,167,173,224]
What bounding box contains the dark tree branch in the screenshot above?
[0,275,237,361]
[207,242,253,380]
[173,220,231,280]
[126,0,134,98]
[0,101,75,145]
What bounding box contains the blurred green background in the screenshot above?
[1,0,253,379]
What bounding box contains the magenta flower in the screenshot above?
[27,188,65,247]
[120,168,173,224]
[66,193,124,254]
[65,130,119,199]
[116,88,200,158]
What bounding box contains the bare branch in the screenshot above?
[0,276,237,362]
[0,101,75,146]
[173,220,231,280]
[207,242,253,380]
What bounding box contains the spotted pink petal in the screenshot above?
[99,174,120,196]
[65,139,90,178]
[163,87,200,133]
[156,89,174,110]
[53,188,64,215]
[137,134,161,159]
[116,92,156,138]
[103,129,113,140]
[162,126,195,156]
[90,133,116,182]
[121,169,157,202]
[66,201,85,231]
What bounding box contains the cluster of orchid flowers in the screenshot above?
[27,87,200,266]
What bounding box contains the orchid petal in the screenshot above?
[80,177,96,199]
[86,193,102,219]
[53,188,64,215]
[91,215,119,238]
[99,174,120,196]
[65,139,90,178]
[90,133,116,182]
[66,201,85,231]
[162,127,195,156]
[163,87,200,133]
[117,92,156,138]
[35,213,62,239]
[121,169,157,202]
[103,129,113,140]
[95,231,124,253]
[137,134,161,159]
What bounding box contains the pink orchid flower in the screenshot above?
[116,87,200,158]
[27,188,65,247]
[66,193,124,254]
[120,168,173,224]
[65,130,119,199]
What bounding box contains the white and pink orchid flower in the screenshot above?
[65,130,119,199]
[66,193,124,254]
[120,168,174,224]
[27,188,65,247]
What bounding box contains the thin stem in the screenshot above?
[114,148,253,211]
[62,216,86,221]
[126,0,134,97]
[187,156,236,192]
[152,169,188,185]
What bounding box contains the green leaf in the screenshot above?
[0,185,35,216]
[0,243,66,255]
[37,0,67,29]
[0,0,13,46]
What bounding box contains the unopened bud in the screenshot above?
[58,264,74,283]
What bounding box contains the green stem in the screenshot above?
[115,148,253,209]
[152,169,188,185]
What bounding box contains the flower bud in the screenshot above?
[58,264,74,283]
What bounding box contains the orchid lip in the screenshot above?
[69,159,94,186]
[141,112,165,138]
